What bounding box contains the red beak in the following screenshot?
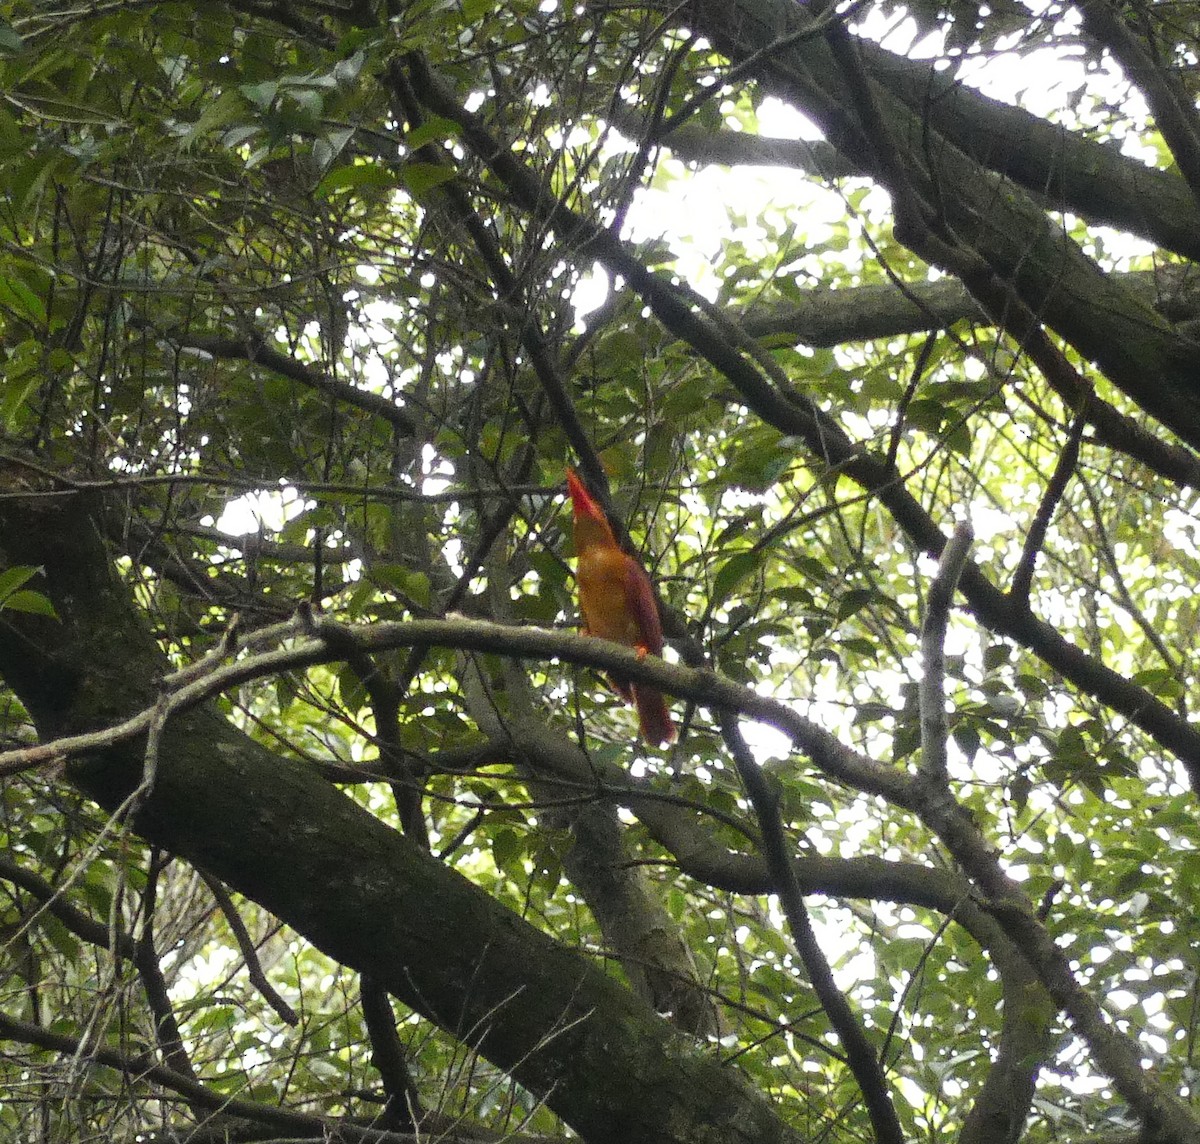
[565,467,605,522]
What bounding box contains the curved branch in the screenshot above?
[136,852,199,1081]
[905,777,1200,1143]
[0,613,913,812]
[196,869,299,1027]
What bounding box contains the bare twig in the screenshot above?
[154,328,417,436]
[197,869,298,1026]
[1010,402,1090,605]
[918,521,973,786]
[0,1010,327,1136]
[719,713,904,1144]
[136,850,199,1079]
[656,0,871,140]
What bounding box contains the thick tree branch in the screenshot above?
[620,39,1200,263]
[748,271,1200,493]
[684,0,1200,454]
[607,105,858,178]
[868,42,1200,261]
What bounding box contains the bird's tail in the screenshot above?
[633,684,675,746]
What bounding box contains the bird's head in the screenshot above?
[565,466,606,524]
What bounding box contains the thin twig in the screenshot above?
[197,869,298,1026]
[719,713,904,1144]
[0,1010,329,1136]
[656,0,872,141]
[135,850,200,1079]
[1010,401,1090,605]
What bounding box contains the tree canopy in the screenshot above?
[2,1,1200,1142]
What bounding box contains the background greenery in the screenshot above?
[1,1,1199,1142]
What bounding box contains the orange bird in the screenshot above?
[565,467,675,746]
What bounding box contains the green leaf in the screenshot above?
[836,588,877,622]
[370,564,430,607]
[177,90,244,148]
[399,161,457,197]
[0,19,25,56]
[491,827,525,874]
[333,50,366,86]
[0,564,57,619]
[406,115,461,151]
[711,549,764,609]
[315,160,396,199]
[240,80,278,110]
[1,589,58,619]
[0,565,39,599]
[1130,667,1184,699]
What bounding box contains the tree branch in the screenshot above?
[136,850,200,1080]
[0,489,810,1144]
[900,771,1200,1144]
[157,329,416,436]
[719,713,904,1144]
[360,973,422,1131]
[918,521,973,786]
[1010,402,1090,605]
[686,0,1200,453]
[197,868,299,1027]
[1077,0,1200,209]
[0,1010,332,1137]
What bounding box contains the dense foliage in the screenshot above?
[1,1,1199,1143]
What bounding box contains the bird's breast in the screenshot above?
[577,548,641,646]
